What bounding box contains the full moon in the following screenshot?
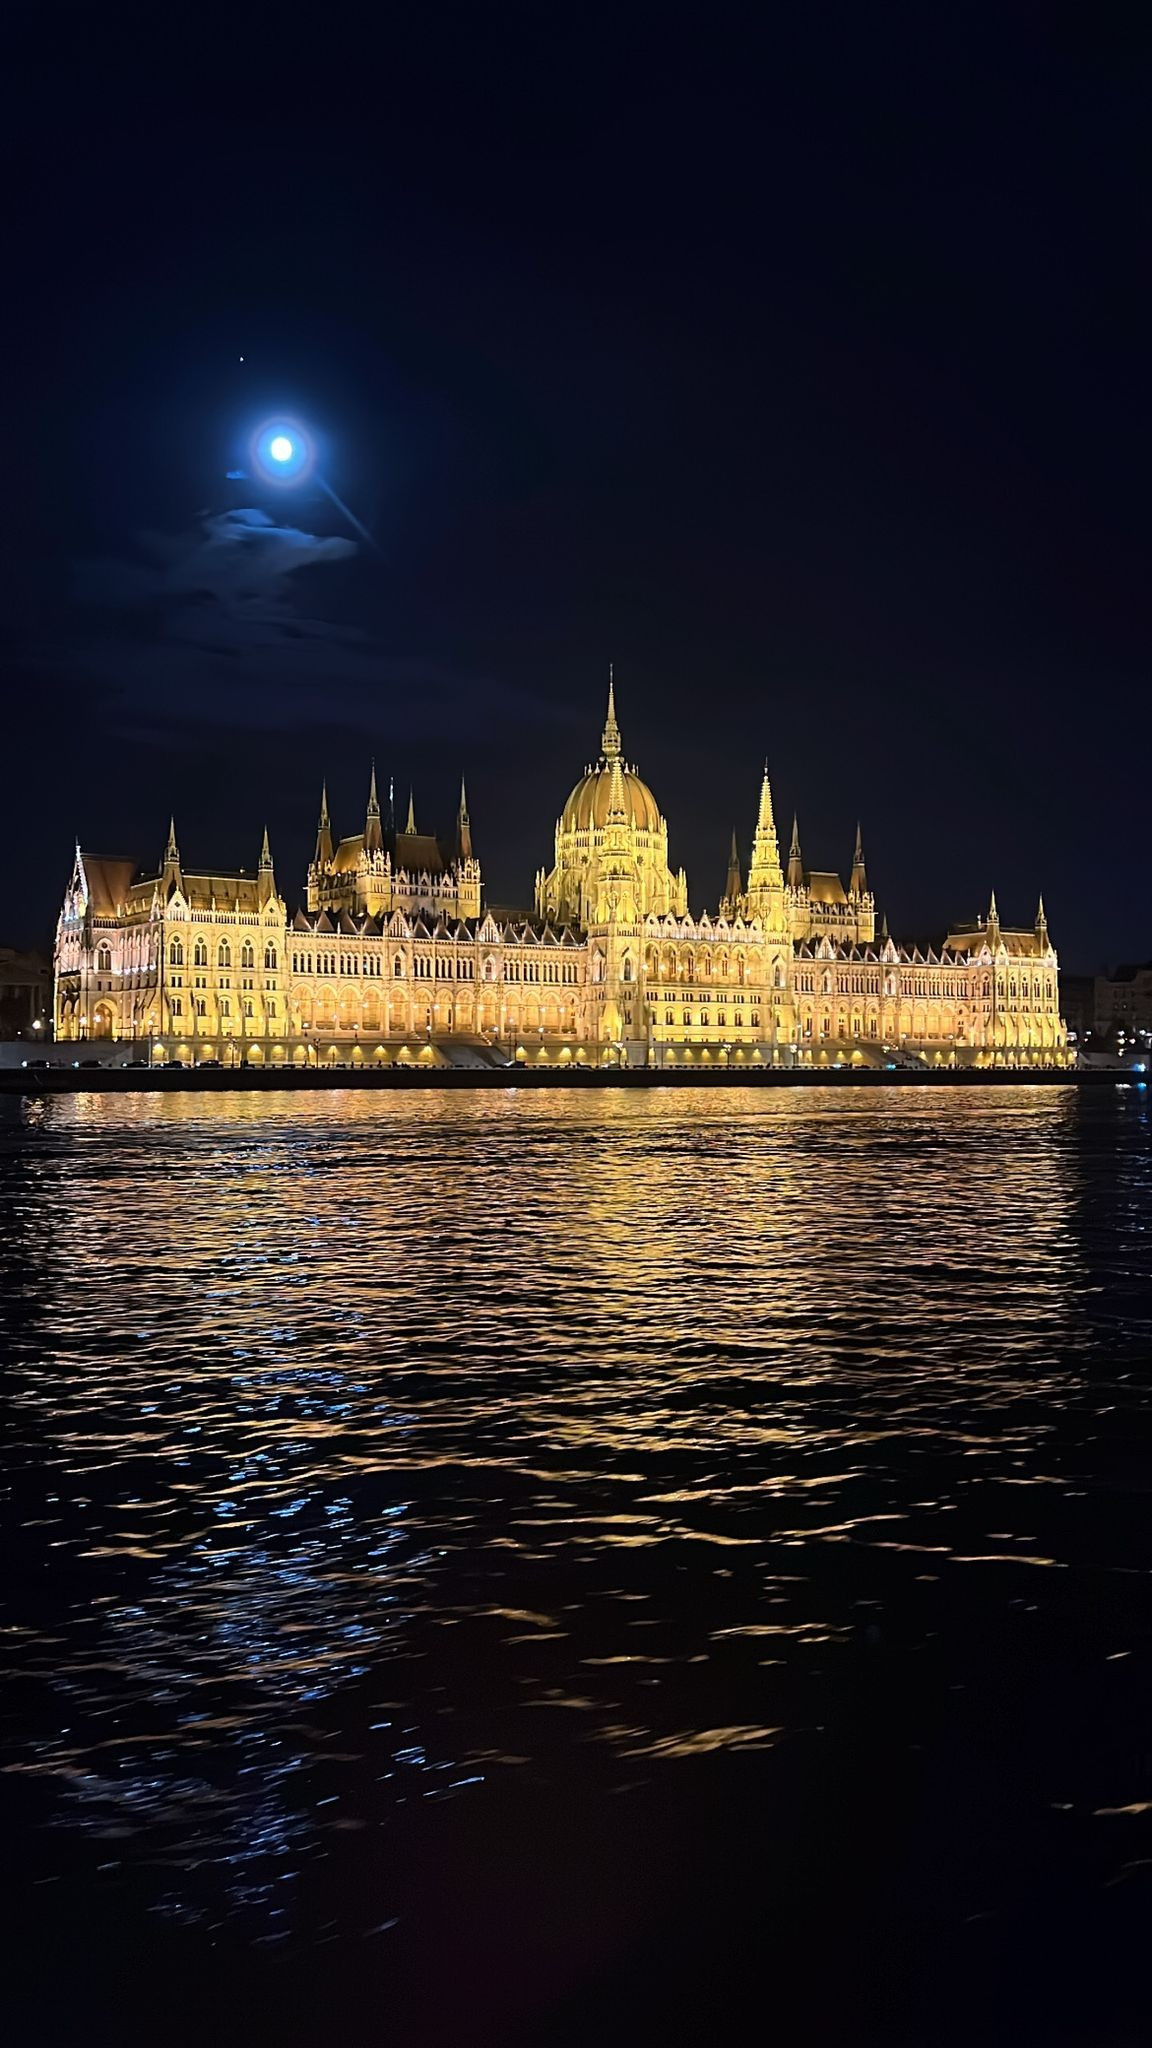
[269,435,294,463]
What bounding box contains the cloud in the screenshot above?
[51,507,563,743]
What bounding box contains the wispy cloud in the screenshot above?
[47,507,560,742]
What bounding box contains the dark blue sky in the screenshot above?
[2,7,1148,968]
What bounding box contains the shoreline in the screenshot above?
[0,1064,1137,1095]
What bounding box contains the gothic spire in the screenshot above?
[601,665,622,761]
[164,816,179,867]
[755,759,776,837]
[314,782,334,869]
[365,761,383,854]
[258,825,276,903]
[849,821,868,896]
[405,787,417,836]
[724,829,742,907]
[745,762,783,907]
[787,813,804,889]
[457,777,473,862]
[1035,893,1048,941]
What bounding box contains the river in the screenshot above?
[2,1087,1150,2044]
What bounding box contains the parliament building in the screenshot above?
[54,682,1069,1067]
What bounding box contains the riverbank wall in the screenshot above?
[0,1064,1140,1095]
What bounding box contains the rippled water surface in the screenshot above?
[3,1086,1151,2044]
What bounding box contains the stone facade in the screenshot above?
[55,683,1069,1067]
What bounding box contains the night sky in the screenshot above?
[3,9,1148,970]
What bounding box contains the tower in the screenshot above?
[787,814,804,890]
[723,829,742,912]
[365,764,383,856]
[314,783,334,869]
[744,763,785,929]
[849,823,867,897]
[258,826,276,906]
[457,778,473,862]
[162,817,181,893]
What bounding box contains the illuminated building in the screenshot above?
[54,681,1069,1066]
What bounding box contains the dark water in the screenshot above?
[2,1087,1151,2045]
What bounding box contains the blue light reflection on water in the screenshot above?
[1,1086,1151,2037]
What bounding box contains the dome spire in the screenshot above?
[601,664,622,760]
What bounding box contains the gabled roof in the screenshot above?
[80,854,139,916]
[394,831,445,875]
[807,871,848,906]
[332,833,366,874]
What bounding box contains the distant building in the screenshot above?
[1060,974,1095,1042]
[53,682,1069,1068]
[0,947,52,1040]
[1094,962,1152,1038]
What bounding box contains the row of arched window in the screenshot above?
[168,939,276,971]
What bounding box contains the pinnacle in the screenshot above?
[601,665,622,760]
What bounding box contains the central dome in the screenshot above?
[561,761,663,835]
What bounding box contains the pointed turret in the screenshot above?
[849,821,868,897]
[456,777,473,862]
[787,813,804,889]
[365,762,383,854]
[258,825,276,904]
[744,762,785,928]
[987,889,1001,945]
[404,787,417,836]
[601,665,622,761]
[1034,893,1049,947]
[162,817,181,891]
[724,829,742,907]
[314,783,334,869]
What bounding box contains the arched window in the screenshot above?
[169,938,184,967]
[95,943,112,973]
[218,941,231,969]
[621,955,634,983]
[264,945,277,972]
[241,941,254,970]
[193,938,208,968]
[393,954,404,978]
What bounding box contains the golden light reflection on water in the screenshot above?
[2,1085,1150,1958]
